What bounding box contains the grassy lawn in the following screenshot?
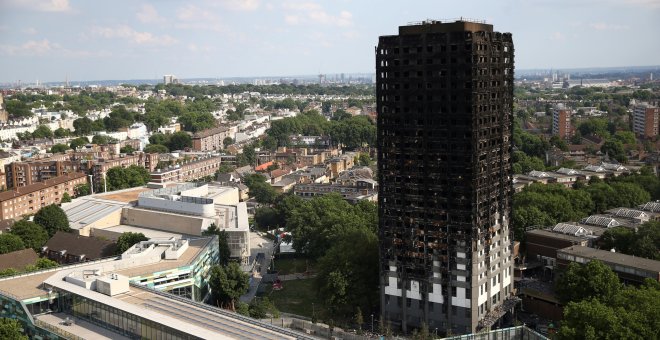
[272,257,314,275]
[264,278,327,319]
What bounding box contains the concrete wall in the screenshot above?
[76,209,123,237]
[210,187,240,205]
[138,195,215,217]
[122,208,212,236]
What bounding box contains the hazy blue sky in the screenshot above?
[1,0,659,82]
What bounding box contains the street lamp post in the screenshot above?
[371,314,374,333]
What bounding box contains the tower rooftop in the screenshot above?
[400,18,493,34]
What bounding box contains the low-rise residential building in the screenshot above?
[191,126,232,152]
[557,245,660,284]
[0,172,87,220]
[42,231,117,264]
[150,155,221,184]
[293,178,378,203]
[0,249,39,272]
[327,152,356,178]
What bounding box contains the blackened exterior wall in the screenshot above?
[377,20,515,335]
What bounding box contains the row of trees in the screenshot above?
[264,110,376,150]
[155,83,374,98]
[554,261,660,339]
[147,131,192,153]
[600,221,660,260]
[512,172,658,242]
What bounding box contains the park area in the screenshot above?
[260,257,326,319]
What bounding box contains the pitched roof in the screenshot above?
[192,126,228,139]
[0,248,39,271]
[44,231,117,260]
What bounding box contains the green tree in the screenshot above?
[316,228,379,316]
[91,134,116,145]
[601,140,627,163]
[254,207,280,230]
[120,145,135,154]
[115,232,148,254]
[0,234,25,254]
[202,226,232,266]
[74,184,91,196]
[35,258,58,269]
[600,222,660,260]
[105,165,150,191]
[69,136,90,150]
[5,99,32,118]
[354,307,364,334]
[610,182,650,208]
[250,183,278,204]
[216,164,235,174]
[248,297,279,319]
[60,192,71,203]
[50,143,69,153]
[144,144,169,154]
[558,279,660,340]
[73,117,94,135]
[167,131,192,150]
[178,111,216,132]
[223,137,233,147]
[54,127,71,138]
[209,262,250,310]
[0,318,28,340]
[558,300,632,340]
[555,261,621,304]
[32,125,53,139]
[9,220,49,251]
[357,153,372,166]
[34,204,71,236]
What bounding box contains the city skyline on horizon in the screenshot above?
[1,0,659,83]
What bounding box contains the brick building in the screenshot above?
[0,172,87,220]
[150,156,222,184]
[552,107,572,139]
[192,127,232,152]
[5,160,83,189]
[632,102,659,138]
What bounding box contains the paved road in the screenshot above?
[240,232,275,303]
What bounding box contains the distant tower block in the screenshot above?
[163,75,178,85]
[0,94,8,123]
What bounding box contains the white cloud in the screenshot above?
[589,22,630,31]
[285,15,301,25]
[282,1,353,27]
[177,4,217,21]
[175,5,227,32]
[22,27,38,35]
[0,39,107,58]
[91,25,177,46]
[549,32,565,41]
[136,4,164,23]
[619,0,660,9]
[218,0,260,11]
[7,0,71,12]
[0,39,55,56]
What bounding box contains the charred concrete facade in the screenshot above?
[377,20,515,335]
